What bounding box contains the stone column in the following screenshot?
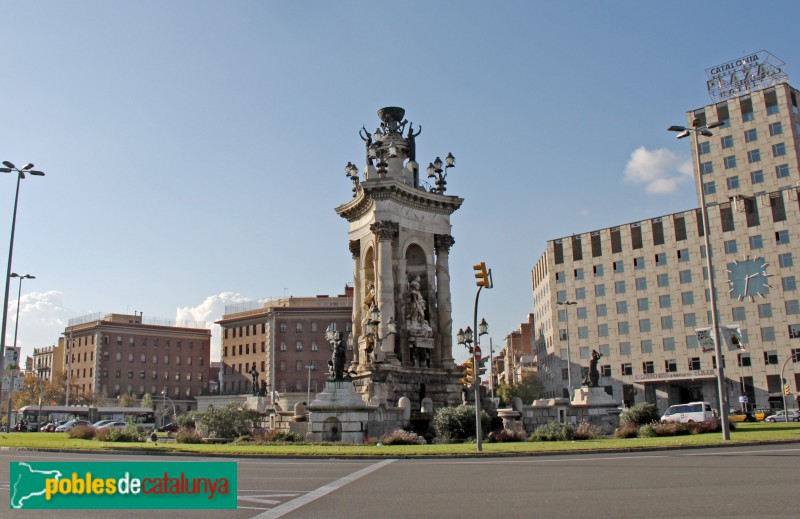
[349,240,361,369]
[371,220,399,357]
[396,257,408,362]
[435,234,455,365]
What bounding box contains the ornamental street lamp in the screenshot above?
[668,118,730,440]
[556,300,577,395]
[161,388,177,423]
[5,273,34,431]
[0,162,44,385]
[345,161,360,197]
[426,152,455,194]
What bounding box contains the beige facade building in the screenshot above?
[64,313,211,412]
[33,345,57,381]
[217,289,353,400]
[532,80,800,412]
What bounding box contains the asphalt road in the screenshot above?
[2,444,798,518]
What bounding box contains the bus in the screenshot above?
[16,405,156,431]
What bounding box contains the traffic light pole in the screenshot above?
[473,284,483,453]
[780,354,794,418]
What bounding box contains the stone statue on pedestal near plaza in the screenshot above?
[249,367,260,396]
[583,349,603,387]
[328,331,349,381]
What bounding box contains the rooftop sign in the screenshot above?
[706,50,788,102]
[634,369,715,383]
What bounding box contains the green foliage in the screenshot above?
[496,375,546,406]
[176,412,196,430]
[638,424,657,438]
[380,429,427,445]
[117,393,139,407]
[197,403,261,438]
[139,393,153,409]
[67,425,96,440]
[620,402,660,427]
[529,420,572,441]
[175,429,204,444]
[250,429,303,443]
[432,405,492,441]
[95,423,145,443]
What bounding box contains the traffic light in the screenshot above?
[459,362,474,386]
[785,385,791,396]
[473,262,490,288]
[476,355,487,377]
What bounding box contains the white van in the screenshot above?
[660,402,714,424]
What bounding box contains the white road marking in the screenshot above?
[251,459,396,519]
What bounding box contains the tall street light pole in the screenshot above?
[0,162,44,384]
[5,273,34,431]
[305,364,313,405]
[556,300,577,396]
[668,118,730,440]
[161,388,176,423]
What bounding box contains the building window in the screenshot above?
[635,277,647,291]
[613,261,624,274]
[279,323,287,333]
[776,230,790,244]
[772,143,786,157]
[747,150,760,163]
[634,256,645,270]
[576,287,586,300]
[700,161,713,175]
[578,327,588,339]
[764,351,778,365]
[749,235,763,250]
[723,156,736,169]
[721,135,733,149]
[616,301,628,314]
[724,240,738,254]
[659,295,671,308]
[699,141,710,154]
[296,342,303,351]
[618,321,629,334]
[311,341,318,352]
[785,300,800,315]
[619,342,631,356]
[595,284,606,297]
[637,298,649,311]
[661,316,673,330]
[779,253,793,268]
[594,264,604,277]
[689,357,701,370]
[643,361,654,374]
[761,327,776,342]
[621,363,633,376]
[680,291,694,306]
[596,304,607,317]
[639,320,651,333]
[576,307,588,319]
[684,313,696,327]
[737,353,751,367]
[744,129,757,143]
[750,170,764,184]
[614,281,626,294]
[769,121,782,136]
[758,303,772,318]
[782,276,797,291]
[665,359,677,372]
[657,273,669,287]
[679,270,692,284]
[574,268,584,280]
[677,248,689,262]
[731,306,746,321]
[776,164,790,179]
[280,342,287,352]
[598,324,608,337]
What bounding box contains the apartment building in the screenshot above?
[217,288,353,400]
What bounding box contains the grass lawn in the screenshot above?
[1,423,798,457]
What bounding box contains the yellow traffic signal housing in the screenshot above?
[474,262,489,288]
[460,362,474,385]
[785,385,791,396]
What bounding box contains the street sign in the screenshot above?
[738,395,749,404]
[474,346,481,356]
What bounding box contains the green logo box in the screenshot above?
[10,461,237,509]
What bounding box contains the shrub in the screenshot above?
[251,429,303,443]
[614,423,639,438]
[68,425,96,440]
[432,405,491,442]
[176,412,196,430]
[620,402,660,427]
[197,403,261,438]
[96,423,145,443]
[486,429,526,443]
[688,417,735,434]
[530,420,572,442]
[571,420,602,440]
[175,428,203,444]
[638,424,657,438]
[650,422,690,436]
[380,429,427,445]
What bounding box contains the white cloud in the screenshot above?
[175,292,256,361]
[624,147,693,194]
[4,290,73,361]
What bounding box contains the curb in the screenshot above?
[3,438,800,460]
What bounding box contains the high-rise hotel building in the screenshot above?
[531,77,800,412]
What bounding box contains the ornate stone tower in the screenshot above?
[335,107,464,410]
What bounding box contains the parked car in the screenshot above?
[96,421,127,431]
[42,420,68,432]
[55,419,92,432]
[157,422,179,433]
[92,420,118,428]
[764,410,800,422]
[26,421,46,432]
[729,410,757,422]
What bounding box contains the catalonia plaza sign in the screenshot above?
[634,369,716,383]
[706,50,788,102]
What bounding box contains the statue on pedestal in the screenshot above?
[328,331,349,381]
[249,367,260,396]
[583,350,603,387]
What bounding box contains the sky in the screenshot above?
[2,1,799,366]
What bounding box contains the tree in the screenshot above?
[140,393,153,409]
[496,374,546,406]
[118,393,138,407]
[197,403,260,438]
